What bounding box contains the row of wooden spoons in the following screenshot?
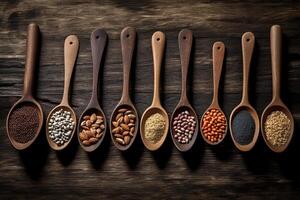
[6,23,294,154]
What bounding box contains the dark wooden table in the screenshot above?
[1,0,300,199]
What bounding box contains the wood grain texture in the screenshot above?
[1,0,300,199]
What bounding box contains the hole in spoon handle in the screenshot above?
[24,23,40,98]
[241,32,255,103]
[62,35,79,105]
[151,31,165,106]
[212,41,225,105]
[91,29,107,100]
[121,27,136,102]
[178,29,193,101]
[271,25,282,99]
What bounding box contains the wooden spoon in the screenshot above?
[170,29,198,152]
[200,41,227,145]
[110,27,139,151]
[261,25,294,152]
[140,31,169,151]
[46,35,79,151]
[77,29,107,152]
[6,23,43,150]
[229,32,260,152]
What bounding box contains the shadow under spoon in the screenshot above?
[200,41,227,145]
[78,29,107,152]
[229,32,260,152]
[170,29,198,152]
[110,27,138,151]
[140,31,169,151]
[6,23,43,150]
[261,25,294,153]
[46,35,79,151]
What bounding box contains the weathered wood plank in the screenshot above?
[1,0,300,199]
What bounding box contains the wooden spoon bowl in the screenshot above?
[7,100,43,150]
[77,29,107,152]
[171,105,198,151]
[230,105,260,151]
[200,105,227,145]
[6,23,43,150]
[170,29,198,151]
[110,27,139,151]
[261,25,294,152]
[261,103,294,152]
[78,106,106,152]
[141,106,169,151]
[110,103,139,151]
[46,35,79,151]
[46,104,77,150]
[200,41,227,145]
[229,32,260,152]
[140,31,169,151]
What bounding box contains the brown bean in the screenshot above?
[128,114,136,120]
[116,113,123,120]
[82,140,90,146]
[89,137,98,144]
[86,120,92,127]
[82,126,89,130]
[85,130,93,138]
[123,131,129,136]
[128,123,135,128]
[92,124,99,128]
[114,133,123,138]
[112,127,120,134]
[116,138,125,145]
[83,116,90,120]
[112,121,118,127]
[96,119,103,124]
[90,113,97,122]
[125,110,133,115]
[117,116,123,124]
[130,127,135,133]
[80,121,86,127]
[118,108,127,113]
[124,115,129,124]
[121,124,130,131]
[90,128,96,137]
[124,136,131,145]
[96,132,103,139]
[79,131,88,141]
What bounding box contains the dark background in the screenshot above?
[1,0,300,199]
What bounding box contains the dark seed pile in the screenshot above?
[8,104,40,143]
[232,110,255,145]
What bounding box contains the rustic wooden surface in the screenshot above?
[1,0,300,199]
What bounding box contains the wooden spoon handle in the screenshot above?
[178,29,193,102]
[23,23,39,98]
[270,25,282,100]
[120,27,136,103]
[61,35,79,105]
[90,29,107,103]
[211,41,225,106]
[151,31,165,107]
[241,32,255,104]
